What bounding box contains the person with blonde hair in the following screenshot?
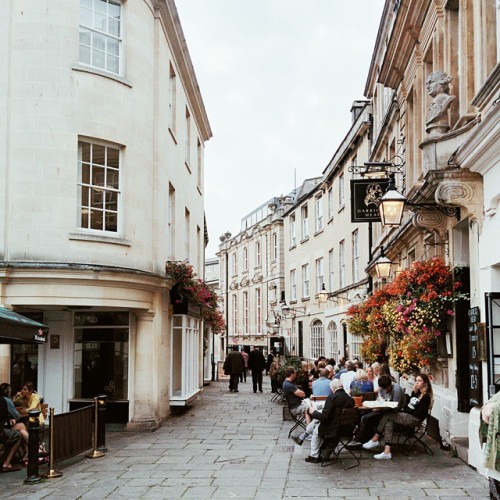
[349,369,374,394]
[363,373,433,459]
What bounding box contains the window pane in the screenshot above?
[94,12,107,31]
[107,168,119,188]
[81,185,90,206]
[108,1,121,20]
[81,142,91,163]
[108,17,120,37]
[81,211,89,229]
[79,45,91,65]
[92,48,105,69]
[92,165,105,186]
[107,37,119,56]
[79,29,91,47]
[91,188,104,209]
[105,190,117,208]
[93,32,106,52]
[106,54,119,74]
[105,212,117,232]
[80,6,93,27]
[94,0,107,16]
[92,145,105,166]
[106,147,119,168]
[81,163,90,184]
[90,209,103,230]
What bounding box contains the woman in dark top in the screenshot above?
[362,373,432,459]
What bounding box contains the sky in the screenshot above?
[175,0,386,258]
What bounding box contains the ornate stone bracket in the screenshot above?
[435,178,483,223]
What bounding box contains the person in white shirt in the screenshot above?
[340,361,357,393]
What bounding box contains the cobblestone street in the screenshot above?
[1,378,489,499]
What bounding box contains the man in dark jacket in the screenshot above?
[304,378,354,463]
[223,347,244,393]
[248,348,266,393]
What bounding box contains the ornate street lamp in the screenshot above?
[378,173,406,226]
[374,246,392,279]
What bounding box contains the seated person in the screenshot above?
[0,396,22,472]
[13,381,45,426]
[282,367,312,442]
[304,378,355,463]
[340,361,357,392]
[0,383,28,458]
[349,369,374,394]
[352,375,405,445]
[363,373,432,459]
[312,368,332,397]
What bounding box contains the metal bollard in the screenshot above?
[96,394,108,452]
[86,397,105,459]
[43,408,62,479]
[24,409,41,484]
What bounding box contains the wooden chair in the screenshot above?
[321,407,360,470]
[362,391,376,402]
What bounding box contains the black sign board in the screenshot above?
[468,306,482,406]
[350,178,389,223]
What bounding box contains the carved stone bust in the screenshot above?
[425,71,456,137]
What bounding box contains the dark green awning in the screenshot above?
[0,307,48,344]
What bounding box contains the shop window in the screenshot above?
[74,311,129,400]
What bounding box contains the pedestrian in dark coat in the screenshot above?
[223,347,244,392]
[248,348,266,393]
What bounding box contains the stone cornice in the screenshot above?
[365,0,432,94]
[153,0,212,142]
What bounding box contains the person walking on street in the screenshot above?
[240,350,249,383]
[266,348,276,375]
[248,348,266,393]
[223,347,244,393]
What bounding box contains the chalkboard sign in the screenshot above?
[468,306,482,406]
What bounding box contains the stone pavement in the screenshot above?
[0,378,489,499]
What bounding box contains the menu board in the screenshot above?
[468,306,482,406]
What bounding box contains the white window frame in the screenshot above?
[79,0,122,75]
[328,187,334,220]
[328,248,334,291]
[350,331,363,362]
[168,183,175,260]
[196,139,202,191]
[255,241,261,267]
[302,264,310,298]
[315,194,323,233]
[185,108,191,168]
[327,321,339,363]
[301,204,309,240]
[256,288,262,334]
[339,173,345,208]
[339,240,345,288]
[290,269,297,301]
[310,320,324,359]
[184,208,190,260]
[243,247,248,271]
[243,291,249,334]
[168,64,177,134]
[290,213,297,247]
[272,233,278,261]
[232,252,237,276]
[232,294,238,334]
[77,139,120,234]
[352,229,359,282]
[315,258,324,294]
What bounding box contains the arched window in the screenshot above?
[327,321,339,363]
[310,320,324,359]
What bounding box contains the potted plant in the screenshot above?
[351,386,363,408]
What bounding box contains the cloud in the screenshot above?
[175,0,385,256]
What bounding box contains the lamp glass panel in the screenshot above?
[375,257,392,279]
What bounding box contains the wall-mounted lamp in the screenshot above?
[317,284,350,304]
[374,246,392,279]
[378,173,460,227]
[279,301,306,318]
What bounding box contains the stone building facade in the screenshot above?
[0,0,211,429]
[363,0,499,466]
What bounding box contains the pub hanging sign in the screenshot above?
[350,178,389,223]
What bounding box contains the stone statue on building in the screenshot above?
[425,70,456,136]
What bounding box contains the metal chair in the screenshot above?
[395,410,434,456]
[284,393,306,439]
[321,407,360,470]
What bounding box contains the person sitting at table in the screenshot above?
[303,378,355,463]
[0,396,22,473]
[0,383,29,459]
[363,373,433,459]
[296,361,313,399]
[340,360,357,392]
[349,369,374,395]
[371,362,381,392]
[283,367,313,444]
[312,368,332,397]
[13,381,44,425]
[351,375,405,446]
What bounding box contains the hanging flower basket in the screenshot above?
[347,257,466,373]
[166,261,225,334]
